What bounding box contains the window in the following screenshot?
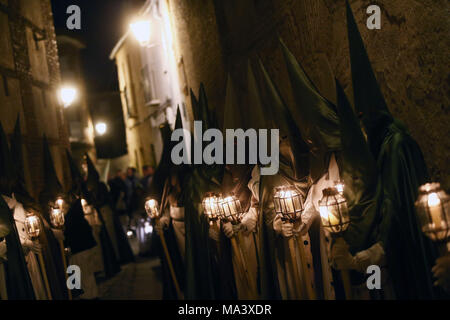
[141,65,156,103]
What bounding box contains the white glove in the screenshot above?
[52,228,65,241]
[156,216,170,234]
[432,254,450,293]
[223,222,238,239]
[273,214,282,234]
[23,239,42,255]
[241,207,258,233]
[331,240,385,273]
[0,240,7,261]
[208,225,220,241]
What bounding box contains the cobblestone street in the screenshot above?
[98,257,162,300]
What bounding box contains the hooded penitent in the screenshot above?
[346,1,442,299]
[280,39,341,182]
[35,135,70,299]
[0,122,35,299]
[84,153,121,277]
[153,106,186,300]
[183,86,224,299]
[10,117,34,207]
[335,80,379,253]
[257,58,321,299]
[64,151,97,255]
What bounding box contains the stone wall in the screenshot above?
[0,0,70,197]
[168,0,449,190]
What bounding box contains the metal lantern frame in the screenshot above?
[25,212,41,240]
[145,198,161,219]
[273,186,305,223]
[49,195,67,229]
[319,187,350,235]
[219,194,244,225]
[415,182,450,242]
[202,192,222,222]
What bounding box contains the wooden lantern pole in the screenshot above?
[157,180,183,300]
[58,239,72,300]
[334,237,352,300]
[36,250,52,300]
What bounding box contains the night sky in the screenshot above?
[51,0,145,92]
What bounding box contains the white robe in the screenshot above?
[169,206,185,262]
[1,195,48,300]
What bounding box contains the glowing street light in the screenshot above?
[95,122,107,136]
[130,19,151,47]
[59,86,77,108]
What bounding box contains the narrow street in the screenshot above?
[98,257,162,300]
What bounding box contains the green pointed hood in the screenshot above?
[280,39,341,153]
[222,74,243,132]
[346,1,393,151]
[0,121,16,196]
[198,83,215,130]
[335,79,376,193]
[42,135,63,197]
[190,88,200,122]
[10,116,35,204]
[66,150,85,197]
[246,61,271,130]
[258,59,310,179]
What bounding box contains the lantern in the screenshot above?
[25,212,41,240]
[202,193,222,223]
[334,180,345,195]
[145,198,160,219]
[273,186,304,223]
[319,187,350,235]
[219,194,244,225]
[50,207,65,229]
[415,183,450,242]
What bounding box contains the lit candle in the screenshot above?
[426,192,446,237]
[145,198,160,219]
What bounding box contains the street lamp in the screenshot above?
[95,122,107,136]
[130,19,151,47]
[59,86,77,108]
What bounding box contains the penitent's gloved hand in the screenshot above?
[208,225,220,241]
[0,239,7,261]
[241,207,258,233]
[155,216,170,235]
[223,222,241,239]
[22,239,42,255]
[432,254,450,293]
[331,239,385,273]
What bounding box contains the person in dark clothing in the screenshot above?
[124,167,142,219]
[141,165,155,192]
[108,170,127,216]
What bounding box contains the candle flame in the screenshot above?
[428,192,440,207]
